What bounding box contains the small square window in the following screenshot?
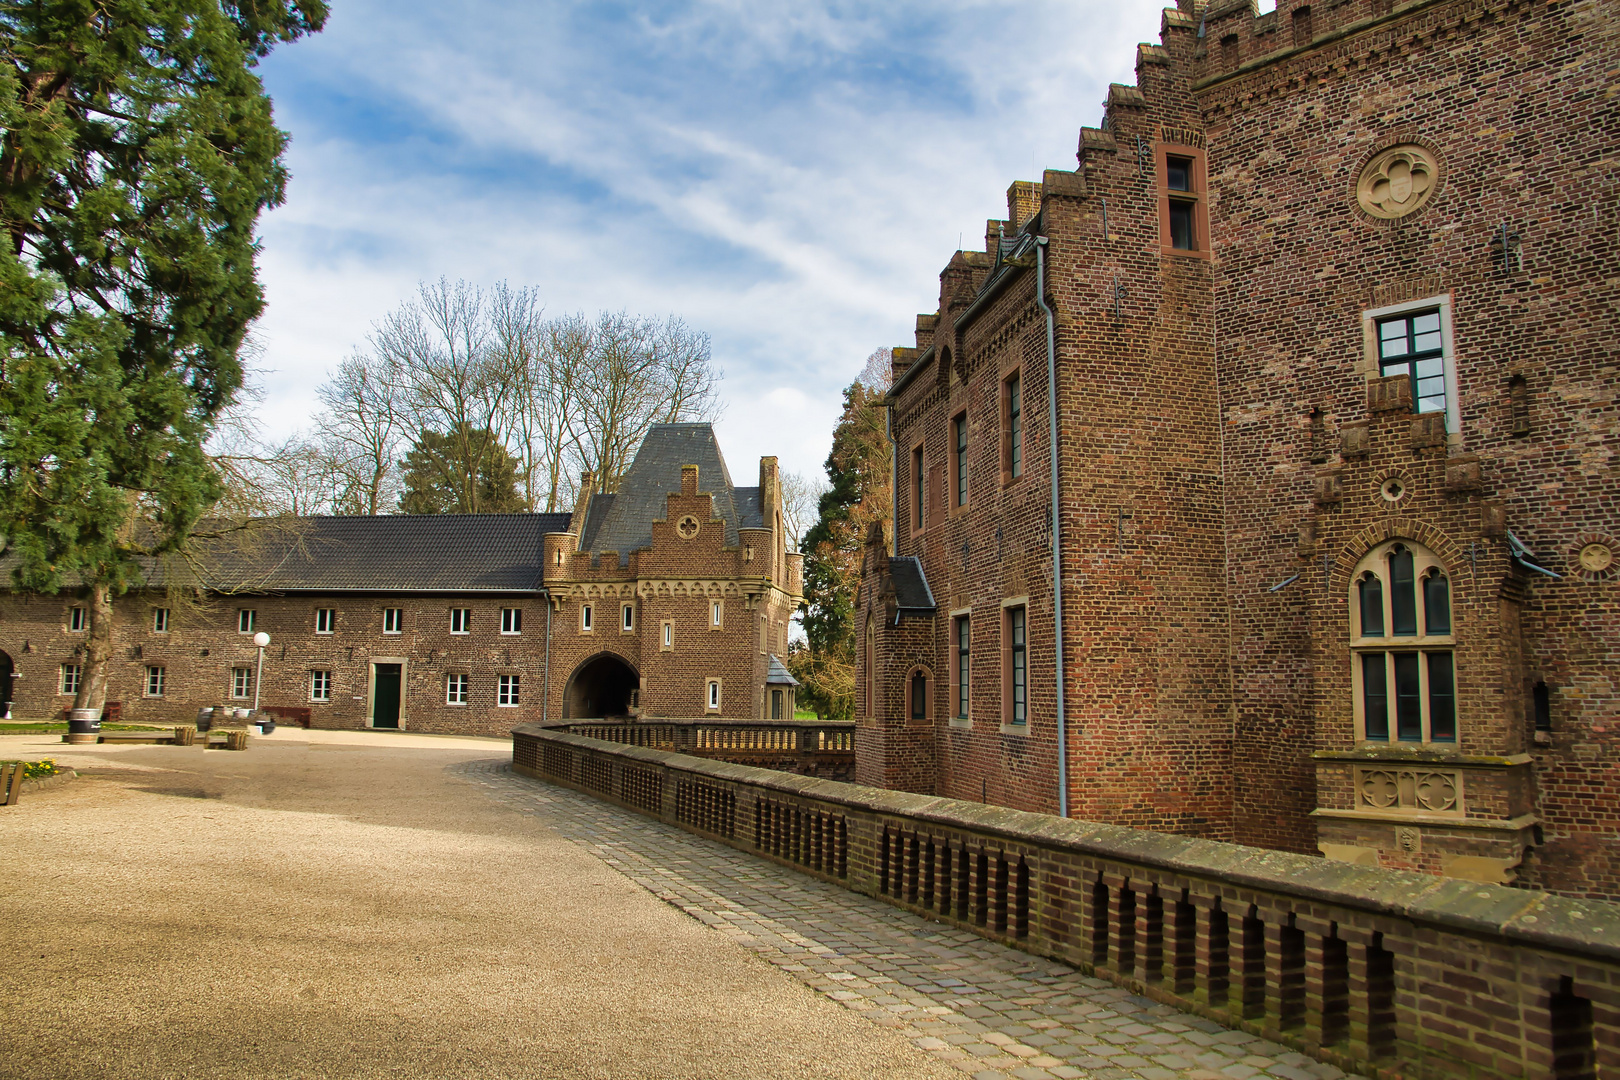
[145,666,166,697]
[449,608,471,634]
[502,608,522,635]
[382,608,404,634]
[311,670,332,702]
[706,679,721,711]
[315,608,335,635]
[152,608,170,633]
[581,605,593,633]
[68,606,86,632]
[621,604,634,632]
[237,609,257,634]
[60,663,82,695]
[498,674,521,707]
[232,667,253,700]
[447,673,469,705]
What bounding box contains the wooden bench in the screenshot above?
[89,725,199,747]
[0,761,24,805]
[203,729,250,751]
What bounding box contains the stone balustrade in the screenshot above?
[512,724,1617,1080]
[535,717,854,779]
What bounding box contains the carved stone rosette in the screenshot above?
[1355,144,1441,220]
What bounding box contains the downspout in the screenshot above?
[1036,236,1069,819]
[886,400,898,558]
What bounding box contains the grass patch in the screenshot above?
[0,722,175,735]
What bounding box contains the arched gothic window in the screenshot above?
[1351,540,1455,743]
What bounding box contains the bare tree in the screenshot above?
[316,352,405,516]
[567,311,723,492]
[779,469,828,552]
[373,279,520,514]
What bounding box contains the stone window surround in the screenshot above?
[710,598,724,630]
[949,606,972,729]
[950,411,969,513]
[1000,596,1030,733]
[661,619,674,651]
[580,603,594,634]
[1359,292,1460,441]
[910,440,926,536]
[905,665,932,726]
[620,602,635,633]
[1000,367,1024,486]
[1156,140,1211,260]
[1349,539,1455,746]
[706,678,722,713]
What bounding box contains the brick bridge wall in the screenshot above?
[512,725,1617,1080]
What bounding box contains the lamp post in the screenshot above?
[252,631,270,712]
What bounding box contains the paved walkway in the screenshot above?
[463,760,1362,1080]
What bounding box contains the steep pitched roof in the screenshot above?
[583,423,752,554]
[766,654,799,686]
[183,513,572,593]
[887,556,936,616]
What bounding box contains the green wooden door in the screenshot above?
[372,663,402,729]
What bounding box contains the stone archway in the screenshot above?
[563,653,639,719]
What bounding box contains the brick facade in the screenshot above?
[858,0,1619,899]
[0,424,802,737]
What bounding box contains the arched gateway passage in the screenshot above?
[563,653,639,719]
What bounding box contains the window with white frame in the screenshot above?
[497,674,520,707]
[706,679,721,711]
[1352,539,1455,744]
[501,608,522,634]
[621,603,634,632]
[68,606,86,631]
[232,667,253,699]
[382,608,404,634]
[661,620,673,651]
[710,600,722,628]
[315,608,335,634]
[449,608,471,634]
[145,666,165,697]
[580,604,593,633]
[152,608,170,633]
[60,663,81,695]
[446,673,469,705]
[237,608,256,633]
[310,670,332,702]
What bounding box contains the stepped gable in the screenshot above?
[581,423,757,554]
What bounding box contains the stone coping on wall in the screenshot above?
[533,717,855,730]
[513,724,1620,962]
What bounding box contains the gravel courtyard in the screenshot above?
[0,728,956,1080]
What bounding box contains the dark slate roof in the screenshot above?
[889,556,936,614]
[584,423,750,554]
[766,654,799,686]
[192,513,572,593]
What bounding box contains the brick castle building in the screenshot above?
[856,0,1617,898]
[0,424,803,735]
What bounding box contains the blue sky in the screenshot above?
[249,0,1169,484]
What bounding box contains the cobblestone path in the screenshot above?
[458,760,1364,1080]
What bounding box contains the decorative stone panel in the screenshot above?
[1355,766,1464,816]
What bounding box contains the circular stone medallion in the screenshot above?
[676,514,701,539]
[1357,144,1441,220]
[1578,542,1613,574]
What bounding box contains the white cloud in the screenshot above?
[250,0,1167,483]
